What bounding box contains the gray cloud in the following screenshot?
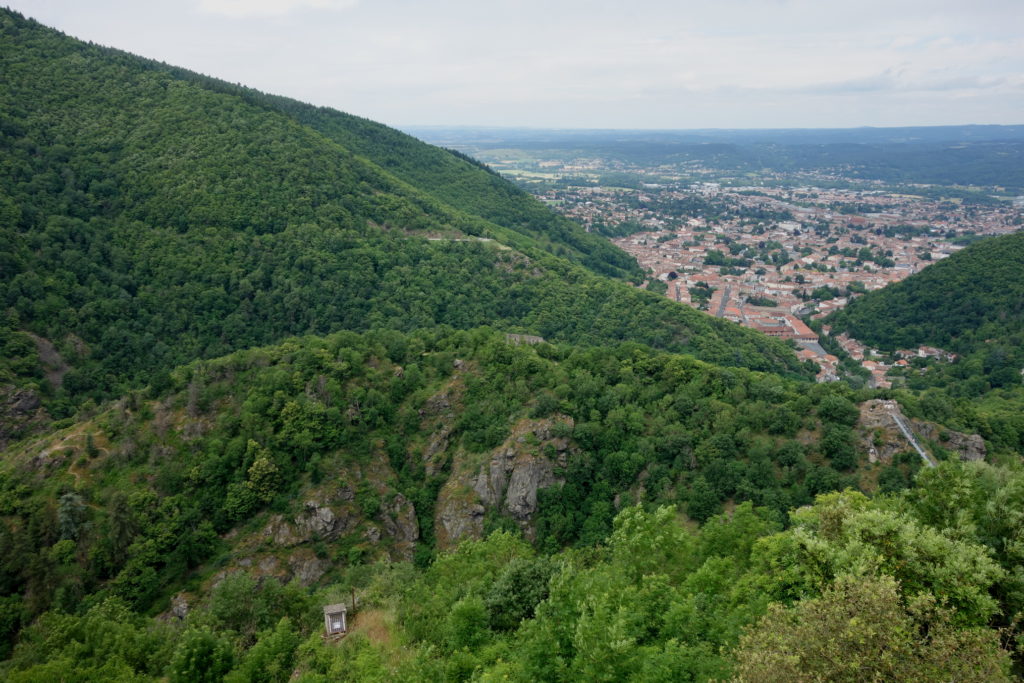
[196,0,359,17]
[8,0,1024,128]
[780,72,1011,96]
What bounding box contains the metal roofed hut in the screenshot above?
[323,603,347,638]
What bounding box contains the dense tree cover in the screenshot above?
[0,326,892,655]
[735,574,1009,682]
[827,231,1024,450]
[3,9,1022,681]
[0,8,809,426]
[1,11,639,283]
[0,318,39,388]
[236,100,640,281]
[829,231,1024,358]
[284,474,1024,680]
[3,477,1020,681]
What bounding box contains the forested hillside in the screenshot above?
[823,230,1024,462]
[0,329,875,624]
[0,8,808,437]
[828,231,1024,358]
[827,231,1024,410]
[4,8,1022,681]
[0,326,996,678]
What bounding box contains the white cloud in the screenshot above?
[196,0,358,18]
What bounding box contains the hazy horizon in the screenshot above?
[402,122,1024,132]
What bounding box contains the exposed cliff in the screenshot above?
[0,385,49,450]
[858,399,986,464]
[435,415,574,549]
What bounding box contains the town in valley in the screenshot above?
[454,146,1023,387]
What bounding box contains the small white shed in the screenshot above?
[323,603,347,636]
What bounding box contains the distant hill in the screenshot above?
[0,8,809,428]
[827,231,1024,389]
[413,125,1024,192]
[409,124,1024,147]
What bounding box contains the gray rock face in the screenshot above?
[420,384,459,476]
[437,498,485,546]
[220,551,328,588]
[423,428,451,476]
[0,385,50,449]
[170,593,189,620]
[473,447,516,507]
[911,419,987,462]
[437,417,571,548]
[297,500,338,537]
[382,493,419,543]
[472,422,570,517]
[288,554,329,585]
[504,453,557,521]
[264,498,356,547]
[955,434,986,462]
[265,516,300,546]
[858,398,987,464]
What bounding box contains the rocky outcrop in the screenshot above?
[170,593,190,620]
[911,419,986,462]
[859,399,912,464]
[422,428,452,477]
[419,380,463,476]
[436,494,486,549]
[472,447,560,522]
[217,548,328,588]
[435,416,573,549]
[858,399,986,464]
[288,551,329,585]
[504,454,557,521]
[263,497,358,547]
[0,385,50,449]
[381,493,419,560]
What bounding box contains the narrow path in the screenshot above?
[890,411,936,468]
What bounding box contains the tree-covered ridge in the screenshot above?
[0,326,909,656]
[241,98,641,279]
[0,7,809,426]
[828,231,1024,355]
[0,8,639,280]
[826,230,1024,399]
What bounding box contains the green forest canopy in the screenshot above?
[0,8,809,430]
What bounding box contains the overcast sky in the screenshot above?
[9,0,1024,130]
